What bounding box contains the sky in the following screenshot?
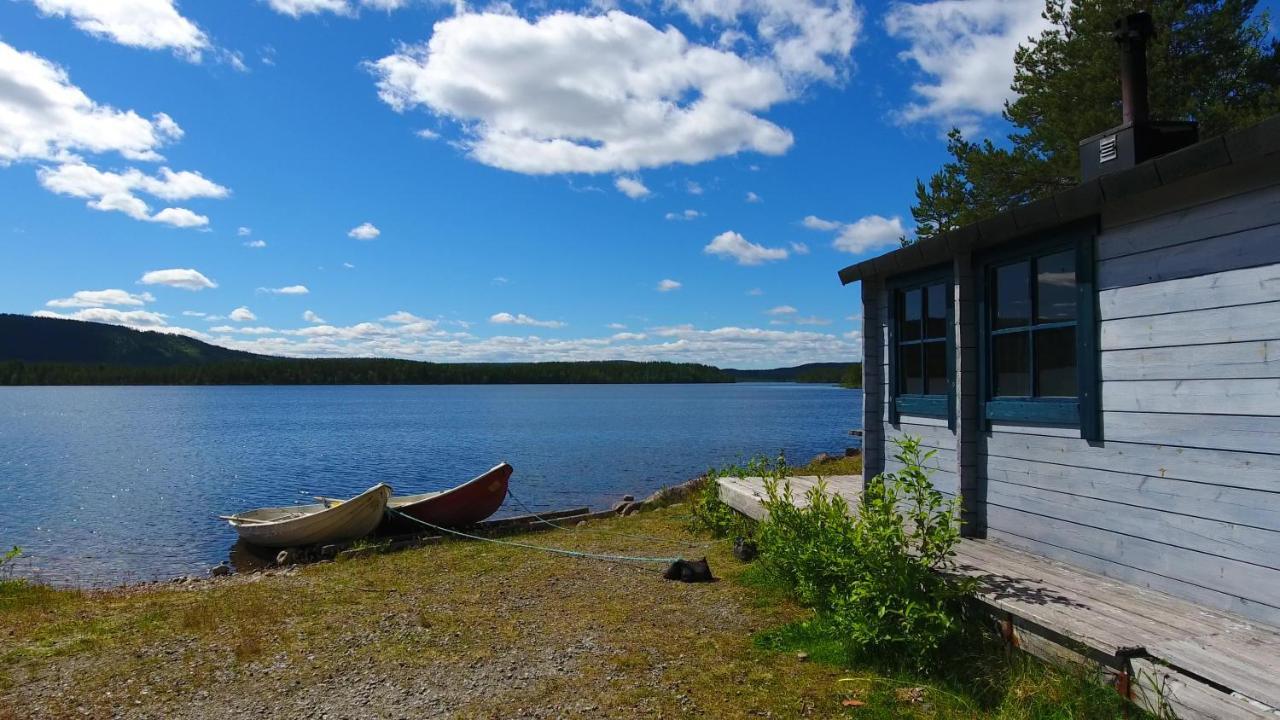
[2,1,1272,368]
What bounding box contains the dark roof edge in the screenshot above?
[837,112,1280,286]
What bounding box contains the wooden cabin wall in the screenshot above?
[979,176,1280,627]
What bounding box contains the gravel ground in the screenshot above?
[1,506,848,720]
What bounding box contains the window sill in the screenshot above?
[895,395,949,418]
[984,399,1079,425]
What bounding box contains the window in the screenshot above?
[889,272,953,420]
[980,224,1098,437]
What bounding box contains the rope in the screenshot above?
[503,488,714,550]
[385,508,681,565]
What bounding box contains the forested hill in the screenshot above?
[0,313,261,365]
[728,363,861,386]
[0,315,731,385]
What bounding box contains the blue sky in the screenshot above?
[2,1,1272,367]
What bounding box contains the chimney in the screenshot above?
[1079,12,1198,181]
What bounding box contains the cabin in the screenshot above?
[823,14,1280,717]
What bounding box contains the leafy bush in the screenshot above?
[758,436,974,668]
[687,455,786,539]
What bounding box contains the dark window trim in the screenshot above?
[886,264,954,427]
[976,218,1101,440]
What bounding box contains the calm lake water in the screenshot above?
[0,384,860,585]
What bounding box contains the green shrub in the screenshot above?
[687,455,784,539]
[758,436,974,668]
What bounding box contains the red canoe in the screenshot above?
[384,463,512,531]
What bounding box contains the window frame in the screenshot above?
[976,220,1100,440]
[886,265,955,425]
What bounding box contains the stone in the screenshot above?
[809,452,834,465]
[575,520,587,528]
[209,562,231,578]
[621,494,634,502]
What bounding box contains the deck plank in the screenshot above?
[1146,635,1280,709]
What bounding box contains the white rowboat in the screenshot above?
[223,483,392,548]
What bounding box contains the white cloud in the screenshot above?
[614,176,651,199]
[46,289,155,308]
[25,0,208,60]
[34,307,168,327]
[746,287,763,296]
[244,239,267,248]
[138,268,217,290]
[703,230,788,265]
[303,310,326,323]
[745,191,761,203]
[612,332,648,341]
[491,276,509,285]
[803,213,906,254]
[607,322,628,330]
[885,0,1050,130]
[665,209,703,221]
[766,305,797,315]
[796,315,832,326]
[238,226,252,236]
[671,0,862,82]
[342,262,355,269]
[416,128,441,140]
[260,285,309,295]
[36,161,227,228]
[368,10,797,175]
[230,306,257,322]
[348,222,380,240]
[0,41,184,164]
[382,310,427,324]
[489,312,566,329]
[656,279,682,292]
[789,241,809,255]
[264,0,406,17]
[686,180,704,195]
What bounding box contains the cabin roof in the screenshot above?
[836,113,1280,286]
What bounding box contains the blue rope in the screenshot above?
[503,488,713,549]
[385,508,681,565]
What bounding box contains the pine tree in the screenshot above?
[911,0,1280,242]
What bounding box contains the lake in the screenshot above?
[0,384,860,585]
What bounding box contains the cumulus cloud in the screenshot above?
[489,312,566,329]
[368,11,798,175]
[656,279,682,292]
[229,306,257,322]
[789,241,810,255]
[685,180,704,195]
[238,226,252,236]
[766,305,797,315]
[614,176,651,199]
[379,311,440,333]
[46,289,155,308]
[259,285,309,295]
[303,310,325,323]
[34,307,169,327]
[244,239,267,248]
[745,191,761,203]
[703,230,788,265]
[803,213,906,254]
[138,268,217,290]
[885,0,1049,130]
[25,0,209,60]
[264,0,406,16]
[36,161,227,227]
[0,41,185,164]
[348,222,380,240]
[665,209,702,221]
[796,315,832,325]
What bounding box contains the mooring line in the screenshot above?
[384,508,681,566]
[503,488,715,550]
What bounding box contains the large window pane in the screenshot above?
[924,341,948,395]
[1037,250,1077,323]
[900,345,923,395]
[993,332,1030,396]
[994,261,1031,330]
[900,288,922,341]
[1035,327,1077,396]
[925,283,947,339]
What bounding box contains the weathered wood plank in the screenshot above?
[986,480,1280,570]
[985,507,1280,620]
[1102,379,1280,416]
[985,526,1280,627]
[1104,412,1280,455]
[982,455,1280,531]
[1146,635,1280,710]
[885,422,957,450]
[981,433,1280,492]
[1099,224,1280,291]
[987,420,1083,439]
[894,413,950,428]
[1102,341,1280,381]
[1101,300,1280,350]
[1099,264,1280,320]
[1129,657,1277,720]
[1098,182,1280,261]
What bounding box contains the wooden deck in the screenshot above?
[718,475,1280,719]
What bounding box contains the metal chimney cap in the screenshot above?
[1113,11,1155,42]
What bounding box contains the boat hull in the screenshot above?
[227,483,391,548]
[383,463,512,532]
